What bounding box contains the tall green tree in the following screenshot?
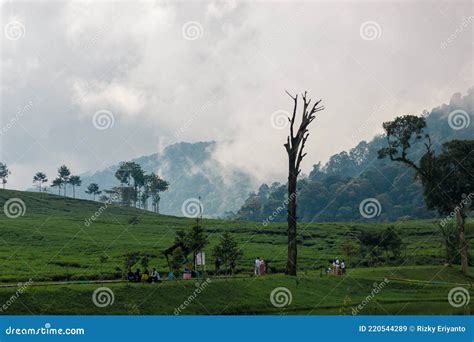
[212,232,243,275]
[140,186,150,210]
[146,173,169,214]
[187,223,208,268]
[379,115,473,274]
[51,177,64,195]
[115,162,132,205]
[68,175,82,198]
[174,230,191,258]
[130,164,145,208]
[0,163,11,189]
[85,183,101,201]
[33,172,48,192]
[284,91,324,276]
[115,161,144,206]
[57,165,71,196]
[115,162,132,185]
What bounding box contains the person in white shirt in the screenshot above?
[341,260,346,275]
[150,268,161,283]
[255,257,261,276]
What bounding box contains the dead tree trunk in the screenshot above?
[456,209,469,274]
[284,91,324,276]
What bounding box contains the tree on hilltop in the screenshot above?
[0,163,11,189]
[33,172,48,192]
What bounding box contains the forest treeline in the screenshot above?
[234,89,473,222]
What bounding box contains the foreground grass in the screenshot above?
[0,266,471,315]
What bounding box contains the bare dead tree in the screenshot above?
[284,91,324,276]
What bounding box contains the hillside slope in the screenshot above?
[1,189,473,284]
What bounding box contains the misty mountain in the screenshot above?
[76,141,257,217]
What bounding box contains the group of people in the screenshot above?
[254,257,267,276]
[127,268,161,283]
[326,258,346,275]
[127,258,345,281]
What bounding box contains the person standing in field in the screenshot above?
[341,260,346,275]
[255,257,261,276]
[259,258,266,275]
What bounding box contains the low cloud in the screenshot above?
[0,0,472,189]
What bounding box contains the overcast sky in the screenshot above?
[1,0,472,189]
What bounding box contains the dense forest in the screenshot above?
[235,89,473,222]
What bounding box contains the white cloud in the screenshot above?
[71,79,146,117]
[0,0,472,189]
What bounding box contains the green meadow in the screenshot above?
[0,189,472,315]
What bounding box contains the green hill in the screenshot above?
[0,189,473,315]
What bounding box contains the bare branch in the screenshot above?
[284,136,291,153]
[296,132,310,172]
[285,91,298,140]
[285,90,296,101]
[387,147,428,179]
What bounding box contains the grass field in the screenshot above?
[0,189,473,315]
[0,267,472,315]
